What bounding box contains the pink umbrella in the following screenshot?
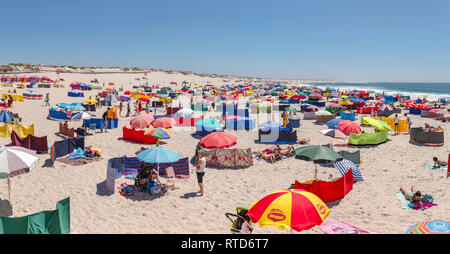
[151,117,176,128]
[338,120,361,135]
[226,115,240,120]
[130,115,153,129]
[327,103,342,109]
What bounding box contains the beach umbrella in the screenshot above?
[315,110,332,116]
[406,220,450,234]
[291,145,343,179]
[56,103,71,109]
[71,112,95,120]
[422,94,430,97]
[306,105,319,111]
[320,129,346,140]
[85,98,98,104]
[124,91,131,95]
[144,128,172,142]
[285,106,298,114]
[151,117,176,129]
[338,120,361,135]
[0,110,15,123]
[376,96,385,100]
[327,103,342,109]
[70,105,86,111]
[200,132,237,149]
[195,118,222,130]
[174,107,194,118]
[363,117,393,131]
[247,189,330,232]
[138,97,148,102]
[226,115,240,120]
[326,118,342,129]
[0,146,40,208]
[334,159,364,182]
[130,115,153,129]
[137,147,181,174]
[105,94,118,103]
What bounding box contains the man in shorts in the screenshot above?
[196,152,206,196]
[404,113,412,132]
[102,108,110,133]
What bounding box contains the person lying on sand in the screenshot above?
[433,157,448,167]
[297,138,310,145]
[253,151,276,163]
[434,125,444,132]
[424,123,434,132]
[279,146,294,156]
[400,187,422,205]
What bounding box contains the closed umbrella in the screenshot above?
[247,189,330,232]
[200,132,237,149]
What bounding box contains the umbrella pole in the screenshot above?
[7,176,12,210]
[314,163,318,180]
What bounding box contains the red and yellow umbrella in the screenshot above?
[247,189,330,232]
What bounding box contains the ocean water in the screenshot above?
[307,82,450,101]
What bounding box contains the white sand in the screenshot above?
[0,71,449,234]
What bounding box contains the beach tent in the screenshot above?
[0,110,14,123]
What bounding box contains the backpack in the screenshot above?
[422,194,434,204]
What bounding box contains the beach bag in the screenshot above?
[422,194,434,204]
[150,186,161,194]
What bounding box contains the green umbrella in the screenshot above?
[291,145,343,179]
[285,106,298,113]
[363,117,393,131]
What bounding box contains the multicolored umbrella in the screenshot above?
[144,128,171,139]
[200,132,237,149]
[406,220,450,234]
[379,104,393,111]
[247,189,330,232]
[320,129,346,140]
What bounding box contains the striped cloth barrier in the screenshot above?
[334,159,364,182]
[23,93,43,100]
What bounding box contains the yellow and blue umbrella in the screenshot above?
[144,128,171,139]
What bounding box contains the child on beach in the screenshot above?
[433,157,448,167]
[394,114,399,134]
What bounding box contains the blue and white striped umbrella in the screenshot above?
[334,159,364,182]
[136,147,180,164]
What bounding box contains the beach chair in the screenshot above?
[161,166,177,191]
[225,207,252,234]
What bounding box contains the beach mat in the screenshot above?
[424,164,448,170]
[56,155,102,166]
[318,220,369,234]
[396,192,412,210]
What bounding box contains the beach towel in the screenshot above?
[396,192,412,210]
[118,183,136,197]
[318,220,369,234]
[424,164,448,170]
[412,203,437,210]
[57,154,102,166]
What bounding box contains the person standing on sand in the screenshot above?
[101,108,109,133]
[195,153,206,196]
[405,113,412,132]
[126,100,131,117]
[44,93,50,106]
[394,114,399,135]
[119,101,123,116]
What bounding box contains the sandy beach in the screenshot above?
[0,71,449,234]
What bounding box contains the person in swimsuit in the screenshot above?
[433,157,448,167]
[400,187,422,205]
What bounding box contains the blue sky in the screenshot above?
[1,0,449,82]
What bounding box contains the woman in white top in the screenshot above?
[196,153,207,196]
[394,114,399,135]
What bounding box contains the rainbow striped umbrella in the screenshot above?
[144,128,171,139]
[247,189,330,232]
[406,220,450,234]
